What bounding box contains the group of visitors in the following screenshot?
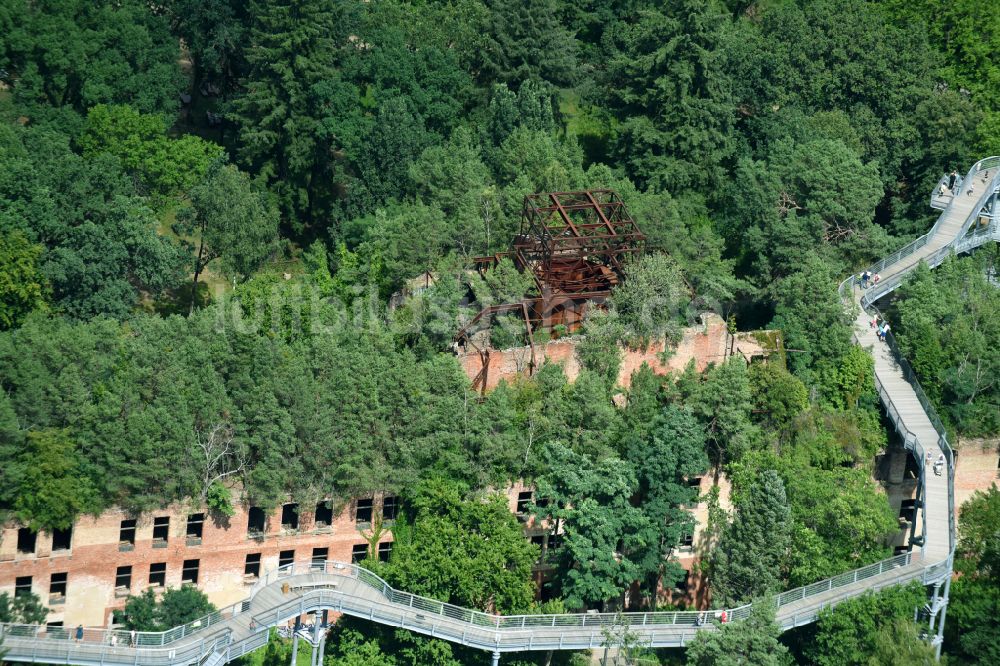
[926,451,947,476]
[870,315,891,342]
[695,610,727,626]
[860,270,881,289]
[940,168,983,198]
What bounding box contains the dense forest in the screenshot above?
[1,0,998,664]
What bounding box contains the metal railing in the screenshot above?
[2,162,997,665]
[855,157,999,282]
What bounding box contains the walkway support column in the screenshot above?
[290,634,298,666]
[934,574,951,661]
[491,650,500,666]
[316,635,326,666]
[928,582,941,633]
[311,613,321,666]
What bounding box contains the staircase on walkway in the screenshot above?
[1,159,997,666]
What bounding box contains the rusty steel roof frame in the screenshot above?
[516,190,645,291]
[458,190,643,393]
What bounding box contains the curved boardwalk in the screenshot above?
[2,159,998,666]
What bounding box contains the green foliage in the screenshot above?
[748,362,808,439]
[611,253,688,348]
[227,0,348,231]
[805,583,929,666]
[945,486,1000,665]
[178,162,279,289]
[119,587,216,631]
[604,1,734,192]
[0,0,184,117]
[681,358,759,466]
[686,602,791,666]
[206,481,235,517]
[769,254,854,395]
[883,0,1000,114]
[9,429,100,531]
[782,465,896,586]
[892,256,1000,436]
[576,309,625,385]
[382,478,537,614]
[477,0,579,87]
[0,124,187,319]
[532,441,650,609]
[0,591,47,624]
[623,405,709,599]
[711,470,791,606]
[79,105,224,197]
[0,229,47,329]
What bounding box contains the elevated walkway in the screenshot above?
[1,159,997,665]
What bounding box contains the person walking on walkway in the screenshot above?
[933,453,945,476]
[75,625,83,643]
[130,629,136,647]
[881,322,890,341]
[948,170,958,191]
[861,271,870,289]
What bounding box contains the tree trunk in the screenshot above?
[190,231,207,316]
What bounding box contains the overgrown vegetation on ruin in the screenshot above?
[1,0,998,663]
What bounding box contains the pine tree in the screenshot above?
[712,470,791,606]
[604,0,734,192]
[228,0,344,232]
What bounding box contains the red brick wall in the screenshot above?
[459,313,769,391]
[0,498,393,627]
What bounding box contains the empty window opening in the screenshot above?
[377,542,392,562]
[15,576,32,597]
[894,545,911,555]
[247,507,266,535]
[52,526,72,551]
[46,621,64,629]
[314,502,333,527]
[530,535,545,548]
[899,498,918,522]
[311,548,328,567]
[153,516,170,544]
[516,491,533,514]
[115,566,132,592]
[382,496,399,521]
[548,533,563,550]
[281,503,299,530]
[120,519,137,546]
[49,573,67,601]
[182,559,200,585]
[355,498,373,525]
[186,513,204,540]
[687,477,703,489]
[245,553,261,578]
[680,530,695,549]
[17,528,37,554]
[904,452,920,480]
[351,544,368,563]
[279,550,295,568]
[149,563,166,587]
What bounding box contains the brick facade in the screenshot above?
[0,496,395,628]
[953,437,1000,509]
[458,313,774,391]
